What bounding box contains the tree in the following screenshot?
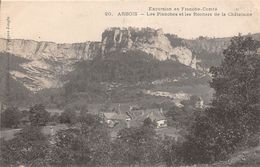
[59,110,77,124]
[209,35,260,134]
[0,126,49,167]
[51,113,111,166]
[0,107,21,128]
[160,137,183,167]
[29,104,50,127]
[143,117,155,127]
[49,113,60,125]
[113,124,161,166]
[166,101,200,130]
[182,35,260,164]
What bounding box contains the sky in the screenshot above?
[0,0,260,43]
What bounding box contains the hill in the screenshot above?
[0,28,259,107]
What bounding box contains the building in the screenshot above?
[127,108,167,128]
[101,112,131,128]
[101,104,167,129]
[145,108,167,128]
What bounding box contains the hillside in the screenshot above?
[0,52,32,106]
[0,28,259,106]
[0,39,101,91]
[64,50,205,104]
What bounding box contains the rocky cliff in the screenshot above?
[101,27,198,68]
[0,39,101,91]
[0,28,259,92]
[0,39,101,60]
[1,28,202,91]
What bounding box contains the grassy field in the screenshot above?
[156,127,181,141]
[0,128,21,140]
[0,124,68,140]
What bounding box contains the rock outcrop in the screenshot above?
[0,39,101,60]
[0,39,101,91]
[101,27,198,68]
[0,28,202,91]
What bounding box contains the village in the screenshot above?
[99,104,181,140]
[0,102,181,142]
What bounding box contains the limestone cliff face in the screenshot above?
[101,27,198,69]
[0,39,101,91]
[0,39,101,60]
[1,28,258,92]
[0,28,214,91]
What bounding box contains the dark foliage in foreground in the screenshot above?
[49,113,112,167]
[179,36,260,164]
[112,123,161,166]
[0,113,168,167]
[0,126,49,167]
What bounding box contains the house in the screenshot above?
[101,103,167,129]
[128,108,167,128]
[126,108,145,119]
[146,108,167,128]
[102,112,131,128]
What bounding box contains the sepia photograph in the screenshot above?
[0,0,259,166]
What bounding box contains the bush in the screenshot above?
[51,114,111,167]
[160,137,183,167]
[246,133,260,148]
[29,104,50,127]
[49,113,60,125]
[0,126,49,167]
[0,107,21,128]
[59,110,77,124]
[112,124,161,166]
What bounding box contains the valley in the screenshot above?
[0,27,259,167]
